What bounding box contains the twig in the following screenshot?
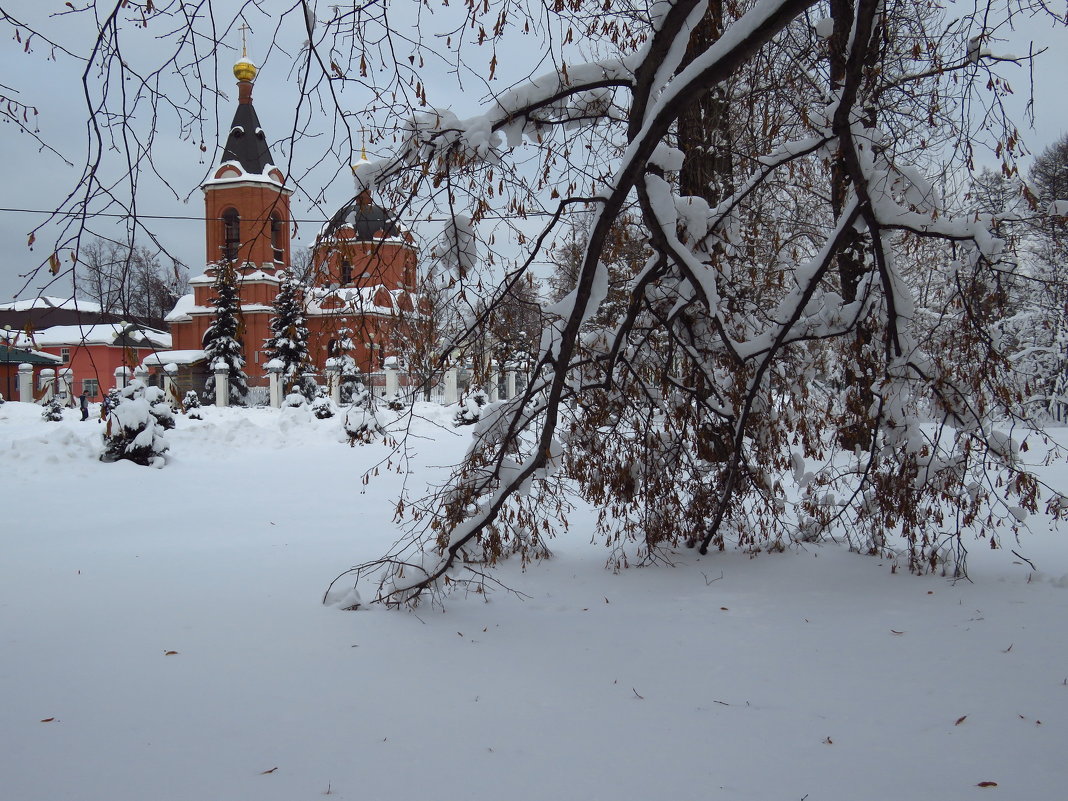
[1011,549,1037,571]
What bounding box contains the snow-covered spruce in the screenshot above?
[453,390,488,426]
[264,271,310,385]
[41,397,64,422]
[202,262,249,405]
[100,380,169,467]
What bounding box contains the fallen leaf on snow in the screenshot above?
[164,650,179,656]
[890,630,905,635]
[39,717,55,723]
[976,781,998,788]
[260,767,278,775]
[955,715,967,726]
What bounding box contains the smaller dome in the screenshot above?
[323,198,403,241]
[233,58,258,82]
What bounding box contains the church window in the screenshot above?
[222,208,240,262]
[271,214,285,262]
[340,259,353,285]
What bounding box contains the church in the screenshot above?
[157,50,420,398]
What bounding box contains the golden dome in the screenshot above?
[233,58,257,82]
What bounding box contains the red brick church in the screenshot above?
[160,51,419,395]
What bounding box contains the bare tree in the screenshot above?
[5,1,1066,609]
[75,237,187,324]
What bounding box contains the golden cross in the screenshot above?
[239,22,250,58]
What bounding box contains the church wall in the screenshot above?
[316,235,416,290]
[204,182,291,267]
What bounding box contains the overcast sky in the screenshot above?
[0,1,1065,305]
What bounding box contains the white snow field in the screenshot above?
[1,399,1067,801]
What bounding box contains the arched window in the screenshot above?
[271,214,285,262]
[340,259,353,285]
[222,208,240,262]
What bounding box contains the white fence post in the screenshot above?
[385,363,399,399]
[38,368,56,403]
[444,367,458,404]
[163,363,180,407]
[267,361,284,409]
[213,361,230,407]
[114,366,131,391]
[487,362,499,403]
[18,363,33,403]
[59,367,74,405]
[326,359,342,405]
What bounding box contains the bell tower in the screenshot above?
[202,35,292,272]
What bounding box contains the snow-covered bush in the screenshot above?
[454,390,488,426]
[0,392,5,406]
[283,385,306,408]
[100,380,169,467]
[386,392,407,412]
[183,390,202,420]
[144,386,176,430]
[343,387,383,445]
[41,397,64,422]
[299,374,319,403]
[311,387,336,419]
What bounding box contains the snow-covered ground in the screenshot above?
[1,399,1066,801]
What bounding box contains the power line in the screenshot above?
[0,206,554,224]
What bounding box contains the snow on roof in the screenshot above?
[187,267,284,287]
[30,324,171,348]
[0,344,63,365]
[0,296,103,313]
[165,293,196,323]
[305,285,404,317]
[140,349,206,367]
[202,161,286,190]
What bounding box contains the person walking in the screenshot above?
[79,390,89,421]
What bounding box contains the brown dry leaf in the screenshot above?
[976,781,998,788]
[260,767,278,775]
[955,715,968,726]
[890,630,905,635]
[163,650,179,656]
[40,717,55,723]
[1002,643,1014,653]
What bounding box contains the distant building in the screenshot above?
[0,298,170,399]
[160,51,420,398]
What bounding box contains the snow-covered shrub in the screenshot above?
[311,387,336,419]
[144,386,176,430]
[283,385,306,408]
[386,392,407,411]
[299,374,319,403]
[41,397,64,422]
[100,380,169,467]
[183,390,202,420]
[454,390,488,426]
[344,388,383,445]
[0,392,5,406]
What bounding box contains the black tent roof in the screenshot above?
[322,198,402,241]
[220,102,275,175]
